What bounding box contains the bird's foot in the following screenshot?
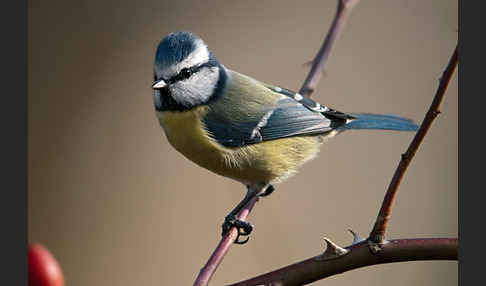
[222,215,254,244]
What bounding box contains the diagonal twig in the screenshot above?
[368,45,458,243]
[299,0,360,98]
[193,197,258,286]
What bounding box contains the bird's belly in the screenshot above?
[156,108,322,184]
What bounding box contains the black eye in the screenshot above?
[179,68,192,80]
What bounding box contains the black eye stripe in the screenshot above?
[170,67,192,83]
[166,63,212,84]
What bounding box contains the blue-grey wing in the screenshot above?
[203,92,349,148]
[266,86,355,121]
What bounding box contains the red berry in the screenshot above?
[28,243,65,286]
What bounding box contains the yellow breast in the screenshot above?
[156,106,226,171]
[156,107,322,185]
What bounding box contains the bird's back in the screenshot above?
[156,70,332,184]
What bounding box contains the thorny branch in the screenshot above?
[229,238,457,286]
[229,45,458,286]
[368,45,458,243]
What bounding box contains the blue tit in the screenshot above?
[152,31,418,244]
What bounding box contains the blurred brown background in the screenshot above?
[28,0,457,285]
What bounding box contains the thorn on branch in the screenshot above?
[348,229,364,245]
[303,60,314,67]
[315,238,350,261]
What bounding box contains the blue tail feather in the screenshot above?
[340,113,419,131]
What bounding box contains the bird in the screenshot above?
[152,31,418,244]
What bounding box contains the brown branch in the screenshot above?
[368,45,458,243]
[299,0,360,98]
[227,40,458,286]
[229,238,457,286]
[193,197,258,286]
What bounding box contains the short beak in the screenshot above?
[152,79,167,89]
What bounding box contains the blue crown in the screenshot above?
[155,31,202,68]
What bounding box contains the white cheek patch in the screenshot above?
[159,39,210,79]
[170,66,219,106]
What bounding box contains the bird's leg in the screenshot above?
[221,186,259,244]
[222,187,256,244]
[221,184,275,244]
[222,184,274,244]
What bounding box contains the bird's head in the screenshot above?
[152,31,227,112]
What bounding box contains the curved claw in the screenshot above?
[222,215,254,244]
[234,233,250,244]
[235,223,253,244]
